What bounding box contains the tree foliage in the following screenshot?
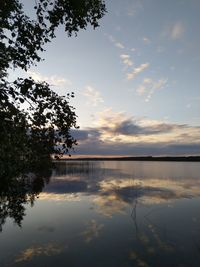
[0,0,106,176]
[0,160,52,231]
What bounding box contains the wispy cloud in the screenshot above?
[127,63,149,80]
[171,22,184,40]
[83,86,104,107]
[81,220,104,243]
[162,22,185,41]
[127,1,143,17]
[142,37,151,44]
[15,243,63,263]
[136,78,167,102]
[27,71,72,87]
[120,54,133,67]
[106,34,125,49]
[115,42,125,49]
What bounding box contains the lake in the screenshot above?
[1,160,200,267]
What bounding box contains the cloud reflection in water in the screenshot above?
[40,161,200,218]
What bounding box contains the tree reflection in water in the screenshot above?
[0,159,53,232]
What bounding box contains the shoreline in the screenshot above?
[56,156,200,162]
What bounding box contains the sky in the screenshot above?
[16,0,200,156]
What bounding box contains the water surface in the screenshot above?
[1,160,200,267]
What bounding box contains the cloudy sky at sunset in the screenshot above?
[18,0,200,155]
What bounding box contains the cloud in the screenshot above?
[94,175,200,216]
[107,34,115,43]
[70,129,89,140]
[15,243,63,263]
[126,1,143,17]
[115,42,125,49]
[131,47,136,52]
[127,63,149,80]
[71,109,200,155]
[93,194,127,217]
[162,22,185,41]
[142,37,151,44]
[40,160,200,216]
[27,71,72,87]
[83,85,104,107]
[81,220,104,243]
[120,54,133,67]
[74,139,200,156]
[170,22,184,40]
[136,78,167,102]
[39,192,81,202]
[107,119,181,136]
[35,161,200,219]
[106,34,125,49]
[70,129,100,143]
[96,110,187,137]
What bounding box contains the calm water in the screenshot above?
[1,160,200,267]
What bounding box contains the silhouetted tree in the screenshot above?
[0,0,106,176]
[0,160,52,231]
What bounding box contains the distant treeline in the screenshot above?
[63,156,200,162]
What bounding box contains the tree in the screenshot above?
[0,0,106,176]
[0,161,52,231]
